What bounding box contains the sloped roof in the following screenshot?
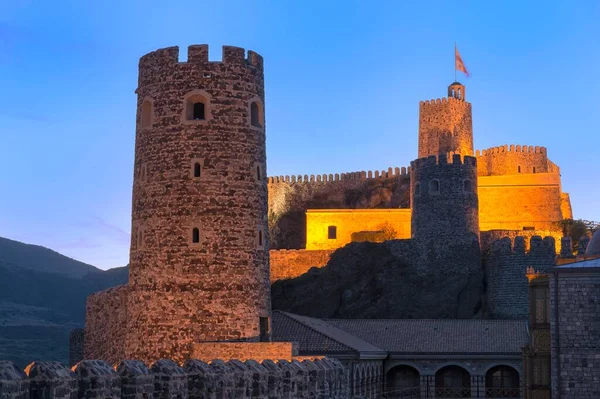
[586,230,600,256]
[272,311,386,357]
[325,318,529,355]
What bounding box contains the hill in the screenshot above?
[0,237,128,367]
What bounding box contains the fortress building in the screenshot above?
[268,82,572,254]
[85,45,277,364]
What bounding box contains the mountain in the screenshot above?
[0,237,128,367]
[0,237,101,278]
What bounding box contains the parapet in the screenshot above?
[419,96,470,107]
[0,357,349,399]
[267,165,410,184]
[138,44,263,71]
[489,235,556,257]
[475,144,547,157]
[410,153,477,170]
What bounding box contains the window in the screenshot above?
[414,182,421,197]
[328,226,337,239]
[138,230,144,248]
[258,230,263,246]
[193,102,205,120]
[190,158,204,179]
[259,317,270,341]
[183,90,210,123]
[256,164,261,180]
[249,99,264,128]
[463,179,472,192]
[256,227,265,249]
[140,164,148,182]
[141,100,152,128]
[429,180,440,194]
[534,286,550,324]
[192,228,200,244]
[523,226,535,231]
[518,166,521,173]
[485,366,520,398]
[533,167,536,173]
[194,163,201,178]
[435,366,471,398]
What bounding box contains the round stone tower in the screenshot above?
[126,45,270,362]
[418,82,473,158]
[410,153,479,243]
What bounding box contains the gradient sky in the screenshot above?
[0,1,598,270]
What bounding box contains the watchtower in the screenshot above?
[418,82,473,158]
[410,154,479,243]
[127,45,270,362]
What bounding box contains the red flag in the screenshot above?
[455,46,470,77]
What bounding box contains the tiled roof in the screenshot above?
[550,257,600,270]
[325,318,529,355]
[271,311,386,357]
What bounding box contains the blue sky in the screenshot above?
[0,1,598,269]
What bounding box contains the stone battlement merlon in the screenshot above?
[138,44,264,71]
[419,96,471,106]
[491,235,556,256]
[410,153,477,170]
[475,145,547,157]
[267,166,410,184]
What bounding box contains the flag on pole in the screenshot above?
[455,45,470,77]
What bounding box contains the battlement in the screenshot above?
[410,153,477,169]
[139,45,263,71]
[475,144,547,157]
[267,166,410,184]
[490,235,556,257]
[419,96,470,106]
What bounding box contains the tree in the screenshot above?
[555,218,599,253]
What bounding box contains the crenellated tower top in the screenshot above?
[418,82,473,159]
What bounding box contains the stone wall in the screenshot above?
[84,285,128,364]
[550,270,600,398]
[475,145,557,176]
[270,249,334,282]
[192,342,297,362]
[484,236,556,318]
[305,209,411,250]
[478,173,567,232]
[68,329,84,368]
[418,96,473,158]
[0,357,349,399]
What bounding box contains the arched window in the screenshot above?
[194,163,201,178]
[192,228,200,244]
[414,182,421,197]
[463,179,472,192]
[141,100,152,128]
[457,88,462,99]
[184,90,210,122]
[435,366,471,398]
[429,180,440,194]
[250,99,264,128]
[386,365,420,398]
[485,366,519,398]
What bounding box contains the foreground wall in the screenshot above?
[270,249,334,282]
[0,357,349,399]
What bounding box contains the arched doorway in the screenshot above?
[435,365,471,398]
[485,365,520,398]
[386,365,420,398]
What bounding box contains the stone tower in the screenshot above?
[410,153,480,243]
[126,45,270,362]
[418,82,473,158]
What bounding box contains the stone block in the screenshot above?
[0,360,29,399]
[24,361,77,399]
[244,360,268,398]
[207,361,234,399]
[115,360,154,399]
[72,360,120,398]
[225,360,251,398]
[260,360,283,399]
[150,360,188,399]
[183,359,216,399]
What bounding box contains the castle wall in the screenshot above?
[84,285,128,364]
[475,145,558,176]
[484,236,556,318]
[125,45,270,363]
[481,230,563,254]
[418,97,473,158]
[270,249,334,282]
[305,209,411,250]
[478,173,565,231]
[550,269,600,398]
[192,342,297,362]
[560,192,573,220]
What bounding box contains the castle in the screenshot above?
[267,81,572,254]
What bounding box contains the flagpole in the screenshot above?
[454,42,457,82]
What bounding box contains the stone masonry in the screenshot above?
[85,45,272,364]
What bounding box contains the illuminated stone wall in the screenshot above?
[84,285,128,364]
[475,145,558,176]
[191,342,297,362]
[305,209,411,250]
[270,249,334,282]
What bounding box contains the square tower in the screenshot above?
[418,82,473,158]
